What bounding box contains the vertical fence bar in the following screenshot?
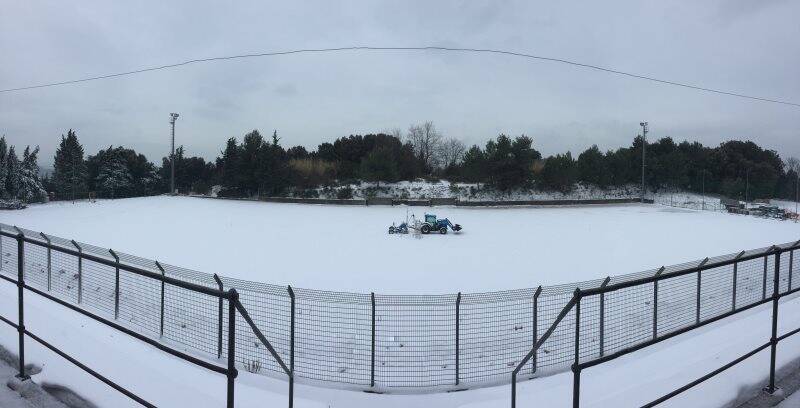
[768,248,781,393]
[213,274,224,359]
[71,240,83,304]
[598,278,610,357]
[39,233,51,292]
[532,285,542,373]
[762,255,768,300]
[14,229,29,380]
[653,267,664,339]
[226,289,238,408]
[109,249,120,319]
[573,289,581,408]
[370,292,376,388]
[732,251,745,311]
[455,292,461,386]
[696,258,708,325]
[155,261,165,338]
[287,285,295,408]
[789,250,794,291]
[1,230,3,271]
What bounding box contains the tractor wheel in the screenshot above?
[421,224,431,234]
[439,226,447,234]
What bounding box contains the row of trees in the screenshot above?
[8,124,799,204]
[0,137,47,203]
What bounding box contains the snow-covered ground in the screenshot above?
[1,196,797,294]
[1,278,798,408]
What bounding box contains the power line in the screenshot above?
[1,45,798,108]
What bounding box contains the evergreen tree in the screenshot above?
[96,153,132,198]
[219,138,242,195]
[360,146,399,187]
[6,146,21,198]
[52,129,88,200]
[18,146,47,203]
[0,137,8,198]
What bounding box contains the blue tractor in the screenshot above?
[419,213,462,234]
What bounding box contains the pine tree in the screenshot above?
[96,154,132,198]
[0,137,8,198]
[5,146,21,199]
[52,129,88,200]
[18,146,47,203]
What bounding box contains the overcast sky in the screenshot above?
[1,1,799,168]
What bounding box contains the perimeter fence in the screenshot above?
[0,222,798,397]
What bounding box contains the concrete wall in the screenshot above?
[191,194,651,207]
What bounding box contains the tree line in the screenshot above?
[5,123,798,204]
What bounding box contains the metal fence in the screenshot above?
[0,222,797,395]
[512,241,800,407]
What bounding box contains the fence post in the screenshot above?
[572,288,582,408]
[455,292,462,386]
[768,247,781,393]
[287,285,295,407]
[762,254,769,300]
[40,233,51,292]
[653,267,664,340]
[370,292,376,388]
[109,249,120,319]
[213,274,224,359]
[226,289,238,408]
[789,249,794,291]
[732,251,745,311]
[598,278,610,357]
[696,257,708,325]
[71,240,83,304]
[155,261,165,338]
[532,285,542,373]
[14,228,29,380]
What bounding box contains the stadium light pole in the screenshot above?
[701,169,706,211]
[745,167,750,204]
[169,113,179,195]
[639,121,648,203]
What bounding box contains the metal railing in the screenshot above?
[0,226,293,408]
[511,241,800,407]
[0,222,798,400]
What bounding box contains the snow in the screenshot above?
[778,390,800,408]
[1,196,797,294]
[1,278,799,408]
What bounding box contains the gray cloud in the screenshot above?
[1,0,798,166]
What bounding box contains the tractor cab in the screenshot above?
[425,214,438,225]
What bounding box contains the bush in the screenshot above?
[336,186,354,199]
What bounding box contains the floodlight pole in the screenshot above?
[745,168,750,204]
[640,121,648,203]
[169,113,179,195]
[702,169,706,210]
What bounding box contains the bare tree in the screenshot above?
[786,157,799,173]
[406,121,442,168]
[438,138,466,168]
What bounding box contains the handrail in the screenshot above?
[511,290,580,408]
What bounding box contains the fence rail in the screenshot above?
[0,226,292,408]
[511,241,800,407]
[0,222,798,401]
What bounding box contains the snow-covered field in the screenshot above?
[1,196,798,294]
[1,196,800,407]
